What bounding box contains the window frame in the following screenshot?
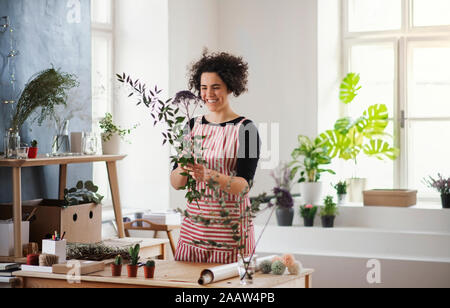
[341,0,450,201]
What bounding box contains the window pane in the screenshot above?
[412,0,450,27]
[91,0,112,24]
[349,44,396,118]
[348,0,401,32]
[407,121,450,197]
[409,44,450,118]
[91,34,111,120]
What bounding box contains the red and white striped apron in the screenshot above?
[174,116,255,264]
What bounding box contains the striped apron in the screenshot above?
[174,116,255,264]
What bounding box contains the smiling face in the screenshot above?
[200,72,231,113]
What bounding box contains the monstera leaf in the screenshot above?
[340,73,362,105]
[363,139,399,161]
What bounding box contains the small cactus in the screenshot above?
[114,255,122,266]
[146,260,155,267]
[271,260,286,275]
[31,140,38,148]
[128,244,140,266]
[260,260,272,274]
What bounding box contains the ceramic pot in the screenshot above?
[321,215,335,228]
[347,178,367,203]
[110,264,122,277]
[102,133,120,155]
[337,194,347,206]
[127,264,138,278]
[441,194,450,209]
[144,266,155,279]
[300,182,323,205]
[28,147,38,159]
[276,207,294,226]
[303,216,314,227]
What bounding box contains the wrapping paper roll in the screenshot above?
[198,255,277,285]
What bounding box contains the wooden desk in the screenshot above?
[13,260,314,288]
[0,155,127,260]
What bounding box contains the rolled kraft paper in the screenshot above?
[39,254,59,267]
[198,255,277,285]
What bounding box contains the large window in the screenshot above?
[343,0,450,201]
[92,0,114,201]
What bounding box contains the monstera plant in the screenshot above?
[318,73,399,165]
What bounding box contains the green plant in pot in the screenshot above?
[423,174,450,209]
[333,181,348,205]
[99,112,138,155]
[290,135,335,205]
[300,204,318,227]
[111,255,123,277]
[127,244,140,278]
[144,260,156,279]
[63,181,104,208]
[317,73,399,202]
[320,196,339,228]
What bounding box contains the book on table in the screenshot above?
[0,263,20,271]
[0,268,17,277]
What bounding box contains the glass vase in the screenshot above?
[52,120,70,155]
[238,254,257,285]
[4,129,20,159]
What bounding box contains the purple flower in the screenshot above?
[273,187,294,209]
[424,173,450,195]
[173,91,201,105]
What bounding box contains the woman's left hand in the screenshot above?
[184,164,216,183]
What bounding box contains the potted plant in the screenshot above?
[320,196,339,228]
[111,255,123,277]
[99,112,138,155]
[63,181,104,207]
[333,181,348,205]
[270,163,295,226]
[290,135,335,204]
[423,174,450,209]
[143,260,156,279]
[127,244,140,278]
[318,73,399,202]
[28,140,39,159]
[300,204,318,227]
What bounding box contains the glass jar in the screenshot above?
[82,132,98,155]
[4,129,20,159]
[237,254,257,285]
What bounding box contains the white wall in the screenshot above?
[114,0,170,210]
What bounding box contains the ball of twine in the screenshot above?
[260,260,272,274]
[271,260,286,275]
[39,254,59,267]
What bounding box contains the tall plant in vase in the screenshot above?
[317,73,399,202]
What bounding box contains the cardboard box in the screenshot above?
[0,200,101,247]
[363,190,418,207]
[0,220,29,256]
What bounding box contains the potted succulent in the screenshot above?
[320,196,339,228]
[333,181,348,205]
[300,204,318,227]
[290,135,335,204]
[28,140,39,159]
[127,244,140,278]
[111,255,123,277]
[423,174,450,209]
[317,73,399,202]
[143,260,156,279]
[99,112,138,155]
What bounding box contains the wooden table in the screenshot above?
[0,155,127,260]
[12,260,314,288]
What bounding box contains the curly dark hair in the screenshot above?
[188,49,249,97]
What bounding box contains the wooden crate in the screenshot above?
[363,190,417,207]
[0,199,102,247]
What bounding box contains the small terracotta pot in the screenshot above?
[110,264,122,277]
[144,266,155,279]
[127,264,139,278]
[28,147,38,159]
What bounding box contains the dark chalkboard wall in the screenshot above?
[0,0,92,202]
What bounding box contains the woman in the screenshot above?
[170,51,261,264]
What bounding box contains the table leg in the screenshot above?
[12,167,22,258]
[167,230,176,256]
[59,164,67,200]
[106,161,125,238]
